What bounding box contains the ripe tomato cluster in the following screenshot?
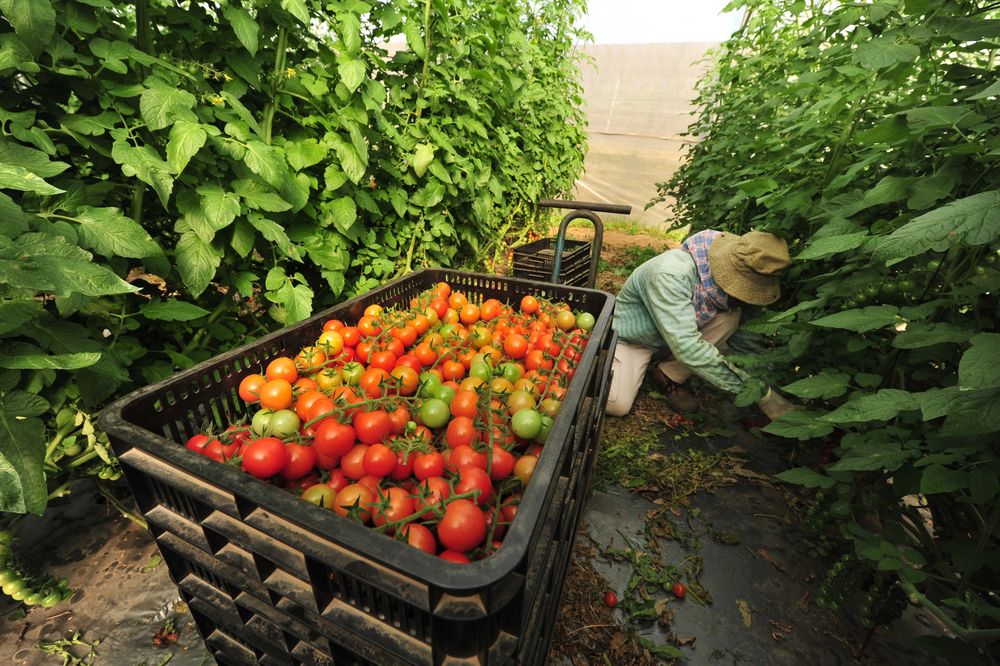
[186,282,597,563]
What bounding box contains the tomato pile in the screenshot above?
[185,282,598,562]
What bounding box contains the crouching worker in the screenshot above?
[606,229,797,420]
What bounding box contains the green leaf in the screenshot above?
[139,77,196,131]
[404,20,425,58]
[232,178,292,212]
[413,143,435,178]
[344,121,369,166]
[334,141,366,184]
[0,141,69,177]
[892,322,973,349]
[285,139,328,171]
[224,6,258,56]
[851,36,919,69]
[761,410,835,440]
[796,232,868,260]
[940,387,1000,437]
[0,300,39,336]
[339,12,361,56]
[140,297,211,322]
[854,373,882,389]
[959,333,1000,389]
[915,386,962,420]
[0,451,25,514]
[930,17,1000,42]
[782,372,851,399]
[111,141,175,207]
[220,91,263,138]
[853,116,909,144]
[0,0,55,58]
[75,206,163,258]
[811,305,901,332]
[861,175,915,210]
[389,186,408,217]
[873,191,1000,263]
[907,174,955,211]
[327,196,357,236]
[196,183,241,228]
[166,120,207,173]
[774,467,835,489]
[0,342,100,370]
[820,389,918,424]
[901,106,973,132]
[968,78,1000,100]
[337,57,367,93]
[734,177,778,197]
[247,213,300,261]
[243,140,284,187]
[230,218,254,258]
[920,464,969,494]
[969,468,999,504]
[280,0,309,23]
[0,390,49,514]
[826,441,915,472]
[324,164,348,191]
[0,233,138,296]
[232,270,256,297]
[0,164,64,194]
[175,230,221,298]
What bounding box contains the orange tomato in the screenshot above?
[459,304,480,325]
[266,357,299,383]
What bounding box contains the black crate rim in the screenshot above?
[99,268,615,594]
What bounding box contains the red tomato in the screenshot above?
[314,420,356,458]
[354,410,393,445]
[340,326,360,347]
[186,433,211,453]
[369,351,397,372]
[397,523,436,554]
[358,475,381,493]
[295,390,327,422]
[359,368,390,398]
[437,499,487,552]
[313,449,341,471]
[446,417,476,449]
[325,469,350,494]
[439,550,470,563]
[449,445,487,471]
[503,334,528,359]
[453,466,492,506]
[239,374,265,403]
[341,444,370,480]
[604,592,618,607]
[241,437,288,479]
[334,484,375,523]
[394,354,422,374]
[673,583,687,599]
[390,449,415,481]
[363,443,397,478]
[413,451,446,481]
[323,319,344,332]
[430,298,448,318]
[489,445,515,481]
[204,438,239,462]
[413,477,450,519]
[280,443,317,480]
[388,406,410,434]
[371,487,415,530]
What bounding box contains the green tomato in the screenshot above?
[439,324,458,339]
[56,577,70,589]
[64,443,83,457]
[417,372,442,398]
[511,410,543,439]
[420,399,450,429]
[986,254,996,265]
[98,468,112,479]
[854,293,868,304]
[534,415,554,444]
[881,282,899,295]
[501,363,522,384]
[975,265,987,276]
[864,286,880,298]
[0,530,13,546]
[576,312,596,331]
[0,568,16,586]
[60,588,73,602]
[898,279,916,292]
[471,353,495,368]
[24,592,44,606]
[469,361,493,383]
[341,362,365,386]
[40,592,61,608]
[269,410,301,438]
[10,586,27,601]
[846,300,857,308]
[433,384,456,404]
[3,578,25,596]
[815,596,828,608]
[926,259,941,271]
[252,409,274,436]
[302,484,336,508]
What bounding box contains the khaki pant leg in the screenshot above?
[605,342,655,416]
[657,308,743,384]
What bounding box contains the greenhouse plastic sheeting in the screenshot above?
[570,42,720,228]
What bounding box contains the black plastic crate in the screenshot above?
[99,268,616,666]
[512,238,591,286]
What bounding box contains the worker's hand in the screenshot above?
[758,386,797,421]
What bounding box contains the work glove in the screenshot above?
[757,386,797,421]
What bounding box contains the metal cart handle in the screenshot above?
[538,199,633,289]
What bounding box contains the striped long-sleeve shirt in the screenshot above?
[613,249,748,394]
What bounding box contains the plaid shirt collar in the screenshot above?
[681,230,729,327]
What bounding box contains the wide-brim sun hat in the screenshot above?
[707,231,792,306]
